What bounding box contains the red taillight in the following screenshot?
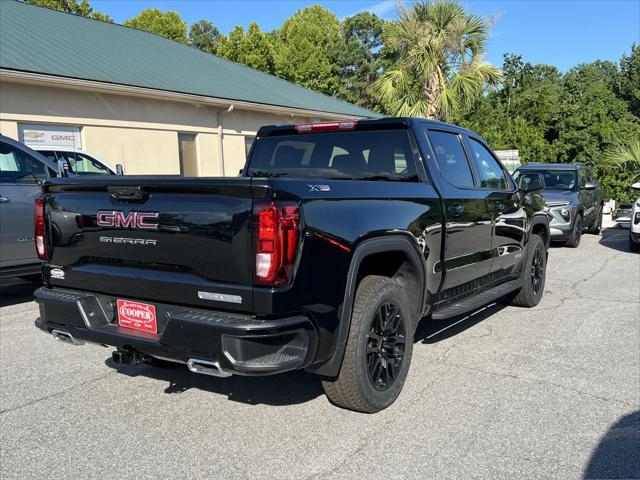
[294,120,357,133]
[255,201,300,286]
[34,197,46,260]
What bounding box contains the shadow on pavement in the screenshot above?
[583,410,640,479]
[107,358,324,406]
[599,226,635,253]
[0,278,41,307]
[414,302,507,344]
[105,300,512,406]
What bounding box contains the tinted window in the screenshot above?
[53,151,111,175]
[466,137,508,189]
[516,169,577,191]
[247,130,418,180]
[578,168,588,187]
[0,142,48,184]
[39,151,58,162]
[245,136,255,159]
[428,130,474,188]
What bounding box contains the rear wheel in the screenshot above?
[322,275,414,413]
[565,214,583,248]
[587,208,602,234]
[631,235,640,253]
[509,235,546,308]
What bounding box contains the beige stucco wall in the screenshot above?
[0,79,328,176]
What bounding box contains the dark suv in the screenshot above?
[514,163,603,247]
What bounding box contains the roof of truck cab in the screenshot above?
[519,162,585,170]
[0,1,379,119]
[257,117,484,137]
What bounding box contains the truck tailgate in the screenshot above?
[43,177,255,312]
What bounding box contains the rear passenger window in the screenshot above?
[466,137,508,190]
[427,131,474,188]
[0,142,48,184]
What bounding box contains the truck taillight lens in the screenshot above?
[255,201,300,286]
[34,197,46,260]
[294,120,357,133]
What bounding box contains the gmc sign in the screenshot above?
[96,211,159,230]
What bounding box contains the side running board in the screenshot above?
[431,278,523,320]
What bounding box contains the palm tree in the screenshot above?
[373,0,502,120]
[603,138,640,181]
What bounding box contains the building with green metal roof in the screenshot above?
[0,0,378,175]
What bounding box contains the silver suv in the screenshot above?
[0,134,59,279]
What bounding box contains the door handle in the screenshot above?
[448,204,464,217]
[0,196,10,203]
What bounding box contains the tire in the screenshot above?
[509,234,547,308]
[631,236,640,253]
[587,208,602,234]
[565,214,583,248]
[322,275,415,413]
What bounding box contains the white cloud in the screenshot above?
[367,0,397,17]
[344,0,398,19]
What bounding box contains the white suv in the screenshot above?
[631,183,640,253]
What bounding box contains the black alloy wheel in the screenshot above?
[366,303,406,391]
[531,246,544,296]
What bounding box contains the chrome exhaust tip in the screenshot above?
[186,358,232,378]
[51,329,84,346]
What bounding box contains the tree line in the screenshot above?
[24,0,640,202]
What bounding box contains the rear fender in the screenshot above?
[308,234,426,377]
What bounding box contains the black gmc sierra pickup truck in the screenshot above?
[34,118,549,413]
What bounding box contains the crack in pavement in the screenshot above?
[304,370,451,480]
[0,370,118,415]
[306,321,499,479]
[443,361,638,409]
[535,252,629,312]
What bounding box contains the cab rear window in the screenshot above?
[247,130,418,181]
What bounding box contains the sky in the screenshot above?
[91,0,640,71]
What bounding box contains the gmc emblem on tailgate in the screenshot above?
[96,211,159,230]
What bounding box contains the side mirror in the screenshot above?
[631,182,640,191]
[518,172,544,193]
[115,164,125,175]
[56,159,69,177]
[583,181,596,190]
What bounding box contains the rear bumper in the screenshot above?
[34,287,317,376]
[0,262,41,279]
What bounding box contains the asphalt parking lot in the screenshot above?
[1,224,638,480]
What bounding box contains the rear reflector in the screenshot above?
[34,197,46,260]
[255,201,300,286]
[294,121,357,133]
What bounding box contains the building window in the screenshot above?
[178,133,198,176]
[245,136,255,159]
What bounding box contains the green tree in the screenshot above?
[616,44,640,118]
[123,9,187,44]
[25,0,113,22]
[333,12,385,110]
[189,20,221,53]
[604,138,640,182]
[462,50,640,203]
[273,6,341,94]
[373,0,501,119]
[217,23,275,74]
